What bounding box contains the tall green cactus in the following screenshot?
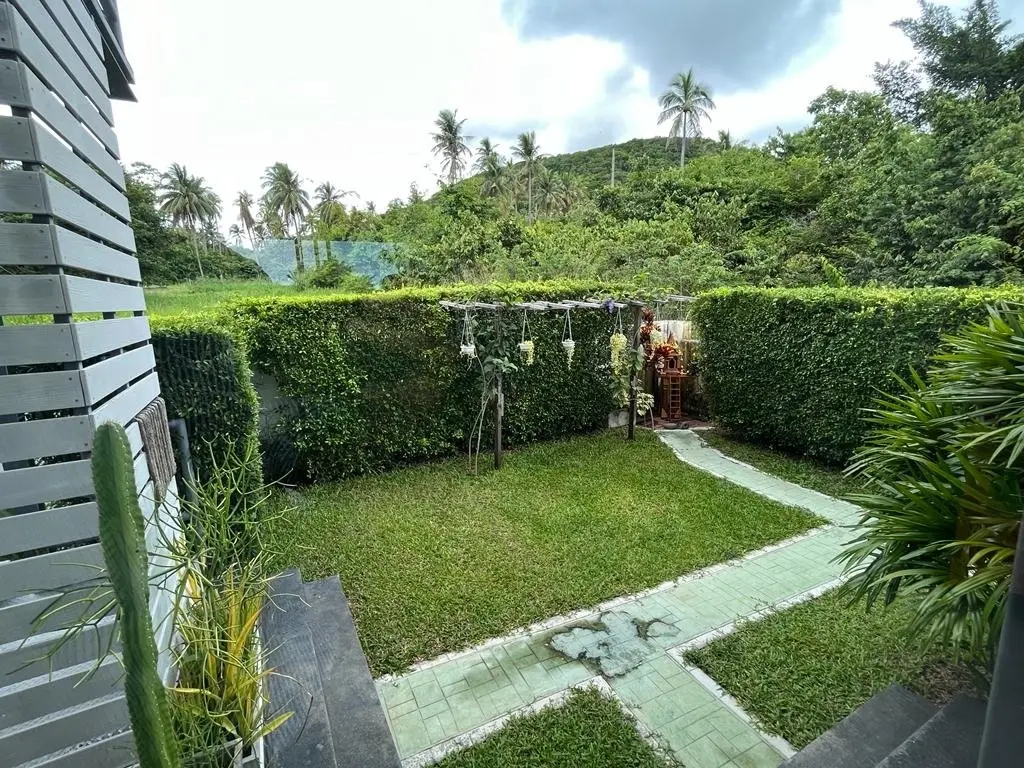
[92,422,181,768]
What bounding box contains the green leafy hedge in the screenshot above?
[229,282,621,482]
[692,286,1024,464]
[150,314,262,492]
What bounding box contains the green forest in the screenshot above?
[134,0,1024,294]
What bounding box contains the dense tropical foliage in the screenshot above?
[132,1,1023,294]
[841,303,1024,663]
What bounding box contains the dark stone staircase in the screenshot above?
[262,570,401,768]
[783,685,987,768]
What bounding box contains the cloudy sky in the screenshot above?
[111,0,1013,214]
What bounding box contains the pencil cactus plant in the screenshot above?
[92,421,181,768]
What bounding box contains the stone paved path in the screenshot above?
[375,430,862,768]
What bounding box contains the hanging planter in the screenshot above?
[518,309,535,365]
[610,307,627,370]
[562,308,575,368]
[460,309,476,358]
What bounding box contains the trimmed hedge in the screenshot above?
[150,314,262,492]
[228,282,622,482]
[692,286,1024,464]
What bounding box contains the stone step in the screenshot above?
[783,685,937,768]
[263,570,401,768]
[875,694,987,768]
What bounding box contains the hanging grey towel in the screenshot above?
[136,397,177,502]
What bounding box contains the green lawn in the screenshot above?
[685,591,968,749]
[435,688,676,768]
[268,430,822,675]
[143,279,356,315]
[699,429,866,500]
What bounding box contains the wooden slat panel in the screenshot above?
[90,371,159,428]
[0,167,45,212]
[0,322,75,365]
[0,113,34,161]
[0,367,84,413]
[9,0,109,109]
[0,222,54,266]
[0,591,77,646]
[74,316,150,360]
[0,457,90,507]
[55,0,100,59]
[0,414,91,462]
[0,542,103,601]
[133,450,150,499]
[0,656,120,731]
[0,61,124,189]
[0,500,96,556]
[0,692,128,768]
[44,175,135,250]
[63,274,143,313]
[55,225,139,280]
[0,3,117,152]
[35,123,131,219]
[125,420,142,456]
[33,729,135,768]
[0,617,116,685]
[82,345,154,404]
[0,273,64,314]
[36,0,107,88]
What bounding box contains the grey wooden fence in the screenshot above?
[0,2,176,766]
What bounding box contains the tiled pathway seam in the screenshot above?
[375,431,861,768]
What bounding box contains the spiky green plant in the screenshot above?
[92,422,181,768]
[840,304,1024,663]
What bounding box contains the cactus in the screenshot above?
[92,422,181,768]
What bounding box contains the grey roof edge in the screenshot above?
[83,0,136,101]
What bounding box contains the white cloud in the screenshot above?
[111,0,946,217]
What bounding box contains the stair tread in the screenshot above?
[783,685,938,768]
[875,694,987,768]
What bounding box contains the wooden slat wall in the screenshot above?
[0,2,176,766]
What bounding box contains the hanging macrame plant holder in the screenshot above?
[610,307,627,369]
[561,308,576,368]
[518,309,535,366]
[460,309,476,358]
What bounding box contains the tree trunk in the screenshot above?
[293,235,304,274]
[313,237,321,269]
[325,239,333,262]
[681,121,688,168]
[528,168,534,222]
[191,230,204,278]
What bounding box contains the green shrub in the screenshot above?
[151,315,262,492]
[692,286,1024,464]
[293,260,373,292]
[230,281,621,482]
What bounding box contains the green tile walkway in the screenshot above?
[375,430,862,767]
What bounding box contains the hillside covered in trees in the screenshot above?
[135,1,1023,294]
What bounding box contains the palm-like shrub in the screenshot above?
[840,304,1024,662]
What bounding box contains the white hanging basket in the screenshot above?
[562,338,576,368]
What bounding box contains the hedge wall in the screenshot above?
[150,314,262,492]
[229,282,621,482]
[692,287,1024,464]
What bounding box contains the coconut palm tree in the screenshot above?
[262,162,311,273]
[658,69,716,167]
[473,137,500,173]
[431,108,473,185]
[235,191,257,249]
[157,163,221,277]
[314,182,358,261]
[512,131,544,221]
[228,223,244,246]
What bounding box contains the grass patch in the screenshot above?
[699,429,866,499]
[434,688,676,768]
[268,430,822,675]
[685,591,968,749]
[143,279,358,315]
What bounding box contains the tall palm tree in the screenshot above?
[235,191,257,249]
[431,108,473,185]
[512,131,544,221]
[261,162,311,273]
[314,182,357,261]
[473,137,500,173]
[717,130,733,150]
[228,223,244,246]
[157,163,221,277]
[658,69,716,167]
